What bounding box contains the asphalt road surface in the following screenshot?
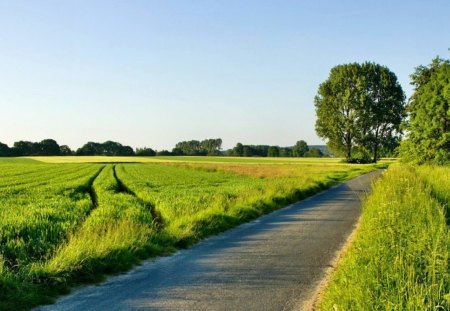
[38,170,382,311]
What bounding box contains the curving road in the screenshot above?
[37,170,381,311]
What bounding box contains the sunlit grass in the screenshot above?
[0,157,383,310]
[320,164,450,310]
[27,155,345,164]
[163,162,378,178]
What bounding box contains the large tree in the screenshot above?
[401,57,450,164]
[315,62,405,162]
[358,63,406,162]
[315,63,362,161]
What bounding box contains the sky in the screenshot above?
[0,1,449,151]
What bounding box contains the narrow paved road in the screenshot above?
[38,171,381,311]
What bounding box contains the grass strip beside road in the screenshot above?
[320,164,450,310]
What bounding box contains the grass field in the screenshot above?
[0,156,383,310]
[320,164,450,310]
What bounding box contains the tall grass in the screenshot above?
[33,165,156,281]
[0,163,103,310]
[0,164,103,268]
[416,166,450,219]
[320,164,450,310]
[116,163,377,247]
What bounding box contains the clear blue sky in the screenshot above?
[1,1,449,150]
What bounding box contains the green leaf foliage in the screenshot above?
[292,140,309,157]
[401,57,450,164]
[315,62,405,162]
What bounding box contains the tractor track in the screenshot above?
[112,164,164,229]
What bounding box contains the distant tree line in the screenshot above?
[0,139,136,157]
[172,139,223,156]
[76,141,134,156]
[225,140,324,157]
[0,139,72,156]
[0,138,325,158]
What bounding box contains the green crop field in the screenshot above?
[0,157,384,310]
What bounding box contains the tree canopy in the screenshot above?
[5,139,63,156]
[400,57,450,164]
[0,138,326,158]
[292,140,309,157]
[0,142,10,157]
[38,139,61,156]
[12,141,40,156]
[228,141,324,158]
[135,147,156,156]
[76,141,134,156]
[315,62,405,162]
[174,139,222,156]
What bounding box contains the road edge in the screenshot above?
[299,169,384,311]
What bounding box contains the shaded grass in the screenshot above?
[320,164,450,310]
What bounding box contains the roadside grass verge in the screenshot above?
[320,164,450,310]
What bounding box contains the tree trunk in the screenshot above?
[373,144,378,163]
[373,129,379,163]
[346,133,352,161]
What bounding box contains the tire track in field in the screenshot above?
[86,165,105,210]
[68,165,105,226]
[45,165,105,261]
[112,164,164,229]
